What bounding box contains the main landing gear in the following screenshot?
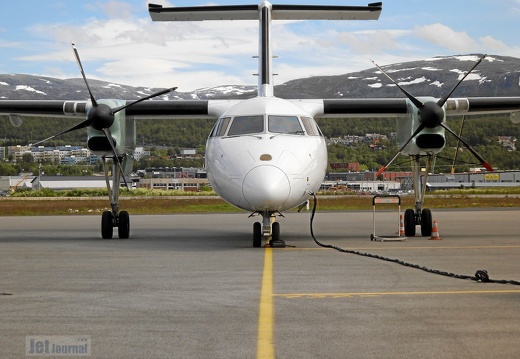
[403,208,432,237]
[252,211,285,248]
[100,157,130,239]
[403,155,433,237]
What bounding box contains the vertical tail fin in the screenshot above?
[149,1,382,97]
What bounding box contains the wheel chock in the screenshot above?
[270,240,286,248]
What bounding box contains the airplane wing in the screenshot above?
[291,97,520,118]
[2,96,520,121]
[0,99,241,119]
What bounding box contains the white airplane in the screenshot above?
[1,1,520,246]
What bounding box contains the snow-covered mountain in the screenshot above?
[1,54,519,101]
[275,54,520,99]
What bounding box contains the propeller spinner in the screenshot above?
[373,54,492,177]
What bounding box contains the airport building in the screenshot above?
[1,169,520,194]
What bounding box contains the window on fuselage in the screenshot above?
[301,117,323,136]
[216,117,231,137]
[268,115,304,134]
[227,115,264,136]
[210,117,231,137]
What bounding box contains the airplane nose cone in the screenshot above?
[242,165,290,210]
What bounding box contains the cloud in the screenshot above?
[93,1,136,19]
[479,35,508,52]
[20,13,260,89]
[415,23,477,52]
[415,22,512,56]
[10,2,519,91]
[336,29,409,54]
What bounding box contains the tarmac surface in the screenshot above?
[1,208,520,358]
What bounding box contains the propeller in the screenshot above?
[32,44,176,145]
[32,43,177,188]
[373,54,492,177]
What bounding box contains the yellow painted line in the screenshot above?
[257,248,274,359]
[275,289,520,299]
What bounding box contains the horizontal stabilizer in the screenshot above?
[271,3,382,20]
[149,2,382,21]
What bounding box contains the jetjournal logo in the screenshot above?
[26,335,91,356]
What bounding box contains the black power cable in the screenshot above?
[307,192,520,286]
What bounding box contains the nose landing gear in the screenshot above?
[252,211,285,248]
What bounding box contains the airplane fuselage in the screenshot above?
[205,96,327,212]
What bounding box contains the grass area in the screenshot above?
[1,192,520,216]
[0,197,238,216]
[10,188,218,198]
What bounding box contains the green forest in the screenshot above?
[319,115,520,172]
[1,114,520,176]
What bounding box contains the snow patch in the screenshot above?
[484,56,503,63]
[103,83,122,89]
[452,55,484,62]
[478,76,492,85]
[450,69,481,81]
[424,57,443,62]
[430,81,443,87]
[15,85,46,95]
[398,76,427,86]
[386,67,418,73]
[368,83,382,88]
[0,82,9,86]
[209,85,253,95]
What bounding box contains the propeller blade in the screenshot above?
[375,123,426,177]
[441,123,493,171]
[31,119,91,146]
[111,87,178,115]
[371,59,423,109]
[437,54,486,106]
[72,43,97,107]
[102,128,130,190]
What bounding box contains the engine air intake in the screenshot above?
[88,136,116,152]
[416,134,445,149]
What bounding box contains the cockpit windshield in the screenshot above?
[268,115,304,134]
[227,115,264,136]
[210,114,323,138]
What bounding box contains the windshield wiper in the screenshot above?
[269,131,305,139]
[223,134,262,139]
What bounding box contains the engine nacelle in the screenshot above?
[396,97,446,156]
[87,99,136,176]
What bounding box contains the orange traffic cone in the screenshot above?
[399,214,405,236]
[429,220,442,240]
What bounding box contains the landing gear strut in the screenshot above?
[252,211,285,248]
[403,155,433,237]
[100,157,130,239]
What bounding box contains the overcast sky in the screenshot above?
[1,0,520,92]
